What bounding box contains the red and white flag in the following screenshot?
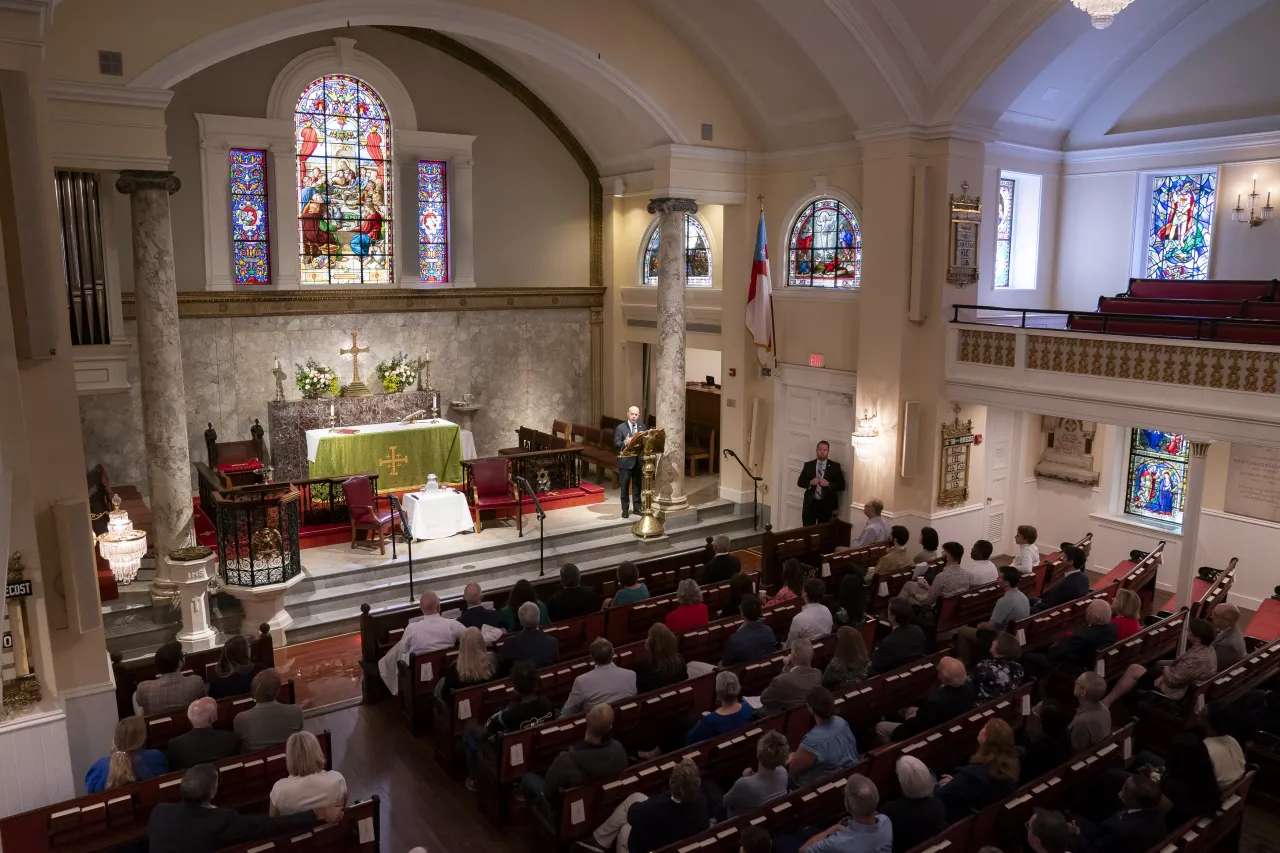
[746,210,773,365]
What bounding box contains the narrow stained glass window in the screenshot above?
[295,74,393,285]
[994,177,1015,289]
[417,160,449,283]
[787,198,861,288]
[1145,173,1216,280]
[642,214,712,287]
[230,148,270,285]
[1124,430,1189,527]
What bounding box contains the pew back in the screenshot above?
[1094,609,1187,679]
[1190,559,1236,620]
[217,796,381,853]
[143,679,297,749]
[760,519,853,589]
[1009,586,1116,651]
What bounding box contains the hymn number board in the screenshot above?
[2,578,33,682]
[938,416,975,509]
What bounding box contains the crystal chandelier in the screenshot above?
[1071,0,1135,29]
[96,494,148,584]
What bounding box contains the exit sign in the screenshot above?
[809,353,825,368]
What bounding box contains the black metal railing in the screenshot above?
[951,304,1280,344]
[722,448,765,530]
[212,484,302,587]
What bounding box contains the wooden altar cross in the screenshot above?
[340,332,372,383]
[379,445,409,476]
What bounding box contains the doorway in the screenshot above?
[773,365,856,530]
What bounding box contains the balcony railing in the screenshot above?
[950,304,1280,345]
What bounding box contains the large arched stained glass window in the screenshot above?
[1125,429,1189,527]
[642,214,712,287]
[788,198,861,288]
[295,75,393,285]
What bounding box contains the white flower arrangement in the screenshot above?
[295,358,339,398]
[376,352,418,393]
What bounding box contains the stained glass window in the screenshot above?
[229,149,270,285]
[788,198,861,288]
[295,75,393,285]
[642,214,712,287]
[417,161,449,283]
[994,177,1015,289]
[1145,173,1216,280]
[1124,429,1189,527]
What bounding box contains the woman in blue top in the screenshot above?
[498,579,551,632]
[610,560,650,607]
[687,670,754,744]
[85,716,168,793]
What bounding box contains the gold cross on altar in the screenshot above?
[340,332,371,383]
[379,446,409,476]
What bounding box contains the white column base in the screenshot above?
[168,552,219,653]
[222,573,304,648]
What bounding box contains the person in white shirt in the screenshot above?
[966,540,998,585]
[269,731,347,816]
[853,499,888,547]
[378,591,504,693]
[1012,526,1040,576]
[786,578,835,648]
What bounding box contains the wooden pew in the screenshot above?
[216,796,381,853]
[807,650,952,744]
[934,573,1037,635]
[1034,532,1093,597]
[760,518,854,589]
[0,731,332,853]
[1091,542,1164,614]
[110,623,274,719]
[602,580,734,646]
[1149,772,1253,853]
[1093,609,1187,680]
[1190,558,1236,620]
[1008,585,1117,651]
[142,680,297,749]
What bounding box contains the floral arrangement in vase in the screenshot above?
[376,352,418,393]
[295,358,339,399]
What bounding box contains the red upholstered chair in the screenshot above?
[343,475,397,554]
[464,457,517,533]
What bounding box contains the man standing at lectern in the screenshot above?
[614,406,647,518]
[797,440,845,525]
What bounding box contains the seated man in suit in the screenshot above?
[548,563,600,622]
[1210,603,1246,670]
[614,406,647,518]
[721,595,778,666]
[499,601,561,674]
[458,583,504,630]
[760,638,823,714]
[1023,599,1117,679]
[134,641,207,717]
[560,638,637,716]
[148,763,341,853]
[869,599,926,676]
[1068,775,1167,853]
[234,669,303,753]
[166,697,239,771]
[703,534,741,584]
[797,441,845,526]
[1032,544,1091,612]
[875,656,976,743]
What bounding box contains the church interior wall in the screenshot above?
[977,146,1063,311]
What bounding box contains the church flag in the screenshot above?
[746,209,773,365]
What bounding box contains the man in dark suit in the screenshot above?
[459,582,504,630]
[165,697,239,771]
[548,563,600,621]
[796,440,845,525]
[877,656,976,743]
[613,406,647,518]
[869,599,927,676]
[148,764,340,853]
[499,601,561,674]
[1033,544,1091,612]
[1069,776,1167,853]
[1024,598,1118,678]
[702,534,741,584]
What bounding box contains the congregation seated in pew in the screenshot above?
[786,578,835,648]
[459,582,505,630]
[855,498,889,547]
[463,660,554,788]
[165,697,239,771]
[686,670,753,744]
[665,578,711,632]
[869,600,926,676]
[871,526,913,577]
[880,756,948,853]
[561,638,638,716]
[912,526,940,564]
[955,566,1030,664]
[788,686,860,788]
[822,626,870,692]
[1111,588,1143,641]
[973,631,1025,703]
[499,601,561,674]
[134,640,207,716]
[1023,599,1117,679]
[86,715,168,794]
[703,534,741,585]
[1066,773,1167,853]
[767,559,808,607]
[1033,543,1090,612]
[632,624,687,693]
[1013,525,1040,576]
[722,729,792,818]
[609,560,651,607]
[269,731,347,816]
[522,703,628,817]
[835,563,869,627]
[437,626,499,703]
[1211,602,1246,669]
[899,541,972,608]
[235,669,303,752]
[721,595,778,666]
[761,637,823,714]
[776,774,891,853]
[208,634,266,699]
[1021,699,1075,783]
[934,717,1021,822]
[876,656,976,743]
[1102,617,1216,708]
[1069,672,1113,751]
[720,572,756,620]
[499,579,551,631]
[549,563,601,622]
[967,539,999,585]
[594,758,711,853]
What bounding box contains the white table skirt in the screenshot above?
[402,487,474,540]
[305,418,476,464]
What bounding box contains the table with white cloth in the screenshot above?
[304,419,477,490]
[401,486,475,540]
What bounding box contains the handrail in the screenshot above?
[949,303,1280,344]
[722,448,764,530]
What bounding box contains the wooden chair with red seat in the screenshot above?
[343,475,397,554]
[463,457,517,533]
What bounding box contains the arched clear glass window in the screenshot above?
[641,214,712,287]
[787,198,861,288]
[295,74,393,285]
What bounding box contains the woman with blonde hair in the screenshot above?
[664,578,709,632]
[1111,588,1142,640]
[437,626,498,702]
[823,625,870,691]
[269,731,347,815]
[935,718,1020,822]
[85,716,168,792]
[633,623,687,693]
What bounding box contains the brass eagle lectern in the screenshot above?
[621,428,665,538]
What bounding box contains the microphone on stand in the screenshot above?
[514,476,547,519]
[514,476,548,577]
[388,494,415,601]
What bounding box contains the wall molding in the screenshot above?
[122,287,604,320]
[45,79,174,110]
[772,362,857,395]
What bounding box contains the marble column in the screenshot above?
[116,171,194,606]
[589,305,604,424]
[1175,438,1213,656]
[649,198,697,513]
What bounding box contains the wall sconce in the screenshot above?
[1233,174,1273,227]
[612,177,625,198]
[95,494,147,584]
[851,408,880,448]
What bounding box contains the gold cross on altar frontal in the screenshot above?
[379,446,409,476]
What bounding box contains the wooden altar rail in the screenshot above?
[760,518,854,589]
[109,623,274,720]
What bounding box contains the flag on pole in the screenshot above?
[746,208,773,365]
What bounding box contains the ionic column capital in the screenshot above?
[116,170,181,195]
[647,197,698,216]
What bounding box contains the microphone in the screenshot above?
[388,493,410,533]
[514,476,547,520]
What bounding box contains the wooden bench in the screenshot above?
[1093,609,1187,680]
[110,624,275,720]
[1149,772,1253,853]
[142,679,297,749]
[760,518,853,589]
[1008,585,1117,651]
[216,795,380,853]
[0,731,331,853]
[1035,532,1093,597]
[1190,558,1236,619]
[1091,542,1164,614]
[601,580,734,647]
[1124,276,1277,301]
[934,572,1037,635]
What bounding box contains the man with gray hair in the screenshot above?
[1023,598,1117,679]
[459,582,503,630]
[379,590,505,694]
[561,637,637,716]
[498,600,561,674]
[881,756,947,853]
[793,774,892,853]
[147,763,340,853]
[703,534,742,584]
[1069,671,1112,750]
[165,696,239,771]
[614,405,647,518]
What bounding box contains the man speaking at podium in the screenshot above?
[614,406,647,518]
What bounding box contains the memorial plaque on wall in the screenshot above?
[938,415,975,509]
[1225,444,1280,522]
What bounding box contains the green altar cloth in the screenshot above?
[307,421,464,489]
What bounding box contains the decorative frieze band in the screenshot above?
[121,287,604,320]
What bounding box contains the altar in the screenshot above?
[307,419,473,490]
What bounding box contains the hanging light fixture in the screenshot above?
[1071,0,1135,29]
[851,408,880,448]
[95,494,148,584]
